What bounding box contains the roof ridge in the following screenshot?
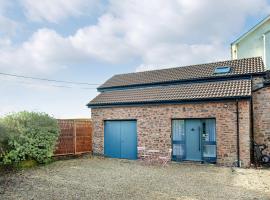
[113,56,263,77]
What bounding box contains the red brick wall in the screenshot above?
[253,86,270,154]
[91,100,251,167]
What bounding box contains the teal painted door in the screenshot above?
[120,121,137,159]
[185,120,202,161]
[104,121,121,158]
[104,121,137,160]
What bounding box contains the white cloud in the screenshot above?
[104,0,270,71]
[0,38,11,47]
[21,0,101,23]
[0,29,72,73]
[70,14,137,63]
[0,16,18,38]
[0,26,134,74]
[0,1,19,44]
[1,0,270,74]
[73,0,270,71]
[0,0,12,13]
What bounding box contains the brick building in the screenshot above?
[88,57,269,167]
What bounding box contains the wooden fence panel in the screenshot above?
[54,119,92,156]
[76,120,92,154]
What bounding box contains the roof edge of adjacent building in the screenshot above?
[231,15,270,45]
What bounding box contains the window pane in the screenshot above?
[173,144,185,158]
[203,145,216,157]
[204,119,216,142]
[214,66,231,74]
[172,120,185,141]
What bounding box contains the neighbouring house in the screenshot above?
[87,57,270,167]
[231,15,270,69]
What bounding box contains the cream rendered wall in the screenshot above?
[231,19,270,69]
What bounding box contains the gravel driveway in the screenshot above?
[1,156,270,200]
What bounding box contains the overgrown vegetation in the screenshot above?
[0,111,60,167]
[0,124,9,159]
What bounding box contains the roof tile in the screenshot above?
[89,79,251,106]
[98,57,264,89]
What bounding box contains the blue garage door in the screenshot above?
[104,120,137,160]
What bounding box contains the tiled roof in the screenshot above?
[88,79,251,106]
[98,57,264,89]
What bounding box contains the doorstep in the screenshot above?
[171,160,216,166]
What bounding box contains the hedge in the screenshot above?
[0,111,60,165]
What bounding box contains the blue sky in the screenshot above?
[0,0,270,118]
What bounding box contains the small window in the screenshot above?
[214,66,231,74]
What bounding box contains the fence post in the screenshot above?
[74,120,77,154]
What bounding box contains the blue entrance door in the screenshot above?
[172,119,216,163]
[104,121,137,160]
[185,120,202,161]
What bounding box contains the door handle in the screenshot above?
[198,127,201,151]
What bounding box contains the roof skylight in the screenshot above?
[214,66,231,74]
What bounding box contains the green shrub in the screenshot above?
[0,111,60,165]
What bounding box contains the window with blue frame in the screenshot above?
[172,120,185,161]
[202,119,216,163]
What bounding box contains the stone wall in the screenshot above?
[252,76,264,90]
[91,100,251,167]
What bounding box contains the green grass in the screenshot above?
[15,160,38,169]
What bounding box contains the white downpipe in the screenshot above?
[263,34,266,66]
